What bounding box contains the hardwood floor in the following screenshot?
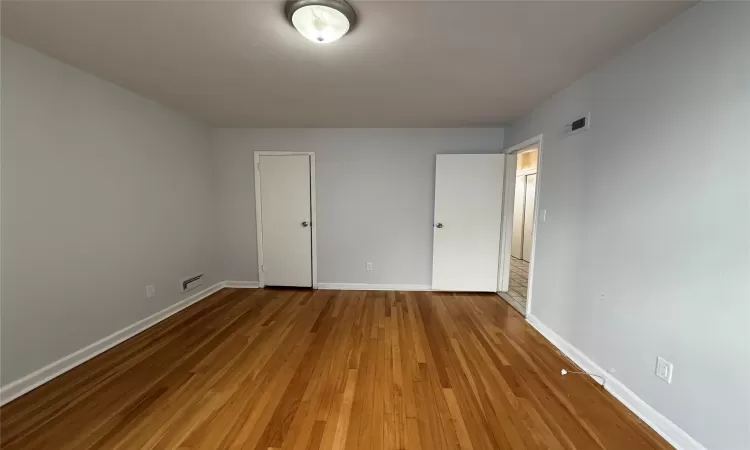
[0,288,671,449]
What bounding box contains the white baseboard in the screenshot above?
[317,283,433,291]
[224,281,260,288]
[526,314,707,450]
[0,281,225,406]
[228,281,431,291]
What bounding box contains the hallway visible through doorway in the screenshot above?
[498,145,538,316]
[506,256,529,312]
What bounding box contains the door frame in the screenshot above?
[254,151,318,289]
[497,134,543,316]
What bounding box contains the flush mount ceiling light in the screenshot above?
[285,0,357,44]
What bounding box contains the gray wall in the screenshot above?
[213,128,505,285]
[504,3,750,449]
[0,39,218,384]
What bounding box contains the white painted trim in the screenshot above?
[527,314,707,450]
[430,154,440,290]
[309,153,318,289]
[503,134,544,155]
[497,153,517,293]
[254,152,264,286]
[254,151,318,289]
[500,134,544,317]
[224,281,260,288]
[317,283,433,291]
[0,281,225,406]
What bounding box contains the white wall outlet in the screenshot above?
[146,285,155,299]
[366,262,373,271]
[655,357,673,384]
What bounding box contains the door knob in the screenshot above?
[435,223,443,228]
[301,221,310,227]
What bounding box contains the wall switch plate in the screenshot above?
[655,357,673,384]
[146,285,156,298]
[542,209,547,222]
[366,262,373,271]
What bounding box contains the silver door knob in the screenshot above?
[301,221,310,227]
[435,223,443,228]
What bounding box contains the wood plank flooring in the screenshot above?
[0,288,672,449]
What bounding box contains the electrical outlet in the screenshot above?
[366,262,373,271]
[146,285,156,298]
[655,357,673,384]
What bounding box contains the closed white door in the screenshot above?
[258,154,312,287]
[432,154,505,292]
[522,174,536,262]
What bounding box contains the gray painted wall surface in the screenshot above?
[504,4,750,449]
[213,128,505,286]
[1,39,219,384]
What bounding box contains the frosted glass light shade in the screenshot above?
[287,1,355,44]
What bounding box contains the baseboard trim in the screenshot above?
[526,314,707,450]
[0,281,225,406]
[317,283,433,291]
[224,281,260,288]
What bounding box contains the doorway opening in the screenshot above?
[497,136,543,316]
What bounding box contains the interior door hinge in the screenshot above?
[257,162,261,171]
[261,264,264,272]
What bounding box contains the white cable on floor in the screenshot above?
[560,369,606,387]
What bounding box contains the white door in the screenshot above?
[511,175,526,259]
[432,154,505,291]
[258,154,312,287]
[522,174,536,262]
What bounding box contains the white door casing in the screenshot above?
[497,154,518,292]
[432,154,505,292]
[256,153,314,287]
[497,134,544,317]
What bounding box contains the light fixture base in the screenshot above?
[284,0,358,40]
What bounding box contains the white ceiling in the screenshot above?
[1,1,693,127]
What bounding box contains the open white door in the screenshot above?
[432,154,505,292]
[257,154,313,287]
